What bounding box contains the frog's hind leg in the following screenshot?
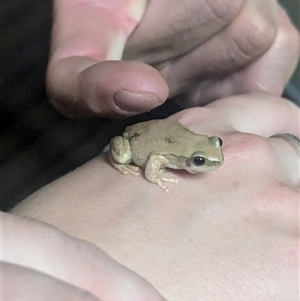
[109,136,140,176]
[109,152,140,176]
[145,154,179,192]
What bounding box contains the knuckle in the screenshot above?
[203,0,245,24]
[289,28,300,55]
[224,132,274,169]
[231,13,277,60]
[277,9,300,58]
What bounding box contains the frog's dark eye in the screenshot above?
[218,138,223,147]
[192,156,206,166]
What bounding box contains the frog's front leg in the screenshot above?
[145,154,179,192]
[109,136,140,176]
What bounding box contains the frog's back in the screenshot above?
[124,119,200,166]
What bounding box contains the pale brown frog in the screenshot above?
[109,119,224,191]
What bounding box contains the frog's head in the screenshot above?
[184,136,224,173]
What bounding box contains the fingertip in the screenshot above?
[47,58,169,119]
[80,60,169,118]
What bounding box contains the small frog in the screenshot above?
[109,119,224,191]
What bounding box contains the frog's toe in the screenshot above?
[117,166,130,175]
[127,165,139,172]
[161,177,179,184]
[155,176,179,192]
[157,180,170,192]
[113,163,140,176]
[124,164,140,176]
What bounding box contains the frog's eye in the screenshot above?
[218,138,223,147]
[192,156,206,166]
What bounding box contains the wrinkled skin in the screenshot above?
[47,0,299,118]
[10,93,300,300]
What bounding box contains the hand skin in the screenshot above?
[11,93,299,300]
[47,0,300,118]
[1,212,168,301]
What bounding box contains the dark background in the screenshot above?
[1,0,299,211]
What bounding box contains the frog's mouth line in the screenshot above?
[188,171,199,174]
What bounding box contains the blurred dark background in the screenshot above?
[1,0,299,211]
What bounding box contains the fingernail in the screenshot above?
[113,90,161,113]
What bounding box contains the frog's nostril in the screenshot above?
[209,136,223,147]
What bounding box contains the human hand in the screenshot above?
[47,0,300,118]
[1,212,167,301]
[13,93,299,300]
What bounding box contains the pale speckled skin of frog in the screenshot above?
[109,119,224,191]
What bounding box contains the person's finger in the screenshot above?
[195,6,300,104]
[171,93,299,138]
[220,131,299,192]
[47,59,168,118]
[170,93,299,188]
[209,93,299,137]
[235,6,300,94]
[2,262,102,301]
[47,0,168,118]
[170,93,299,190]
[124,0,245,64]
[2,212,167,301]
[269,134,300,187]
[160,0,278,97]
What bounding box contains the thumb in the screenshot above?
[47,0,169,118]
[47,58,169,118]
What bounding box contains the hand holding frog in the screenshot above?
[12,92,299,300]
